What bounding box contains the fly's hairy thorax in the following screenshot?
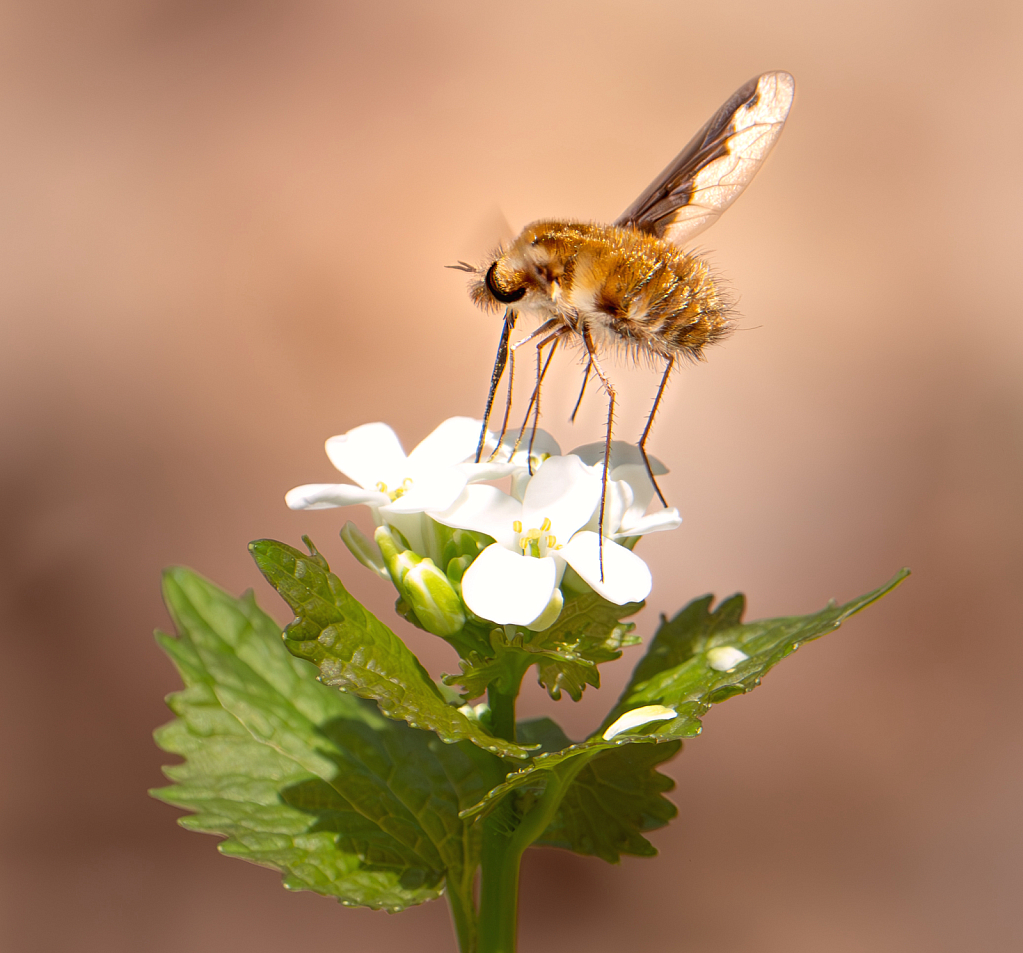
[485,221,733,362]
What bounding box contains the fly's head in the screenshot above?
[468,223,579,318]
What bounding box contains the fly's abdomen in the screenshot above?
[653,254,732,357]
[569,227,733,360]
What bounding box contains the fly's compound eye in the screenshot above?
[485,262,525,304]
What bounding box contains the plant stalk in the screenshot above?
[477,679,522,953]
[446,876,476,953]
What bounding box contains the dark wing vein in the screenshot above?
[615,71,794,246]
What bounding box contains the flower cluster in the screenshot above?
[286,417,681,636]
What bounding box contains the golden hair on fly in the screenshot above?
[456,71,795,575]
[468,220,733,366]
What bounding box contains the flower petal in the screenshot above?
[460,544,557,625]
[459,461,519,483]
[568,440,668,474]
[609,463,659,526]
[381,511,427,556]
[430,485,522,548]
[520,456,601,540]
[285,483,388,510]
[492,427,562,466]
[617,506,682,537]
[580,476,633,536]
[560,531,652,604]
[707,646,749,672]
[382,467,469,515]
[325,423,407,489]
[406,417,485,473]
[602,705,676,740]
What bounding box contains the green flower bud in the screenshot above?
[403,558,466,637]
[375,525,466,638]
[339,521,390,579]
[442,528,488,568]
[445,554,473,583]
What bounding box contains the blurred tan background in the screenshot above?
[1,1,1021,950]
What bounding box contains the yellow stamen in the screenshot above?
[512,520,522,533]
[540,517,552,532]
[376,477,413,502]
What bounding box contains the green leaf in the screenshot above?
[604,569,910,737]
[443,592,644,702]
[152,567,504,928]
[516,719,680,862]
[531,592,643,700]
[248,537,532,760]
[461,571,909,833]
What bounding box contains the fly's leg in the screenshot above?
[526,337,561,465]
[582,328,615,582]
[489,345,515,460]
[484,316,560,463]
[569,358,592,423]
[476,308,516,462]
[509,328,565,472]
[638,356,674,507]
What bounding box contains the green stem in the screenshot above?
[487,683,517,742]
[478,677,520,953]
[477,798,521,953]
[446,877,476,953]
[477,768,578,953]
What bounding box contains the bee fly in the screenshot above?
[452,71,795,575]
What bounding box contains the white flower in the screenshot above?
[432,455,653,626]
[285,417,484,518]
[469,426,563,499]
[570,441,682,539]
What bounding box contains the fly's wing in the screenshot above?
[615,71,794,246]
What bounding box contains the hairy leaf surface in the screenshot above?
[249,538,531,760]
[153,568,503,921]
[517,719,680,862]
[462,571,908,826]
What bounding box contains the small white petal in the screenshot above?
[325,423,407,489]
[459,461,518,483]
[430,485,522,547]
[406,417,485,472]
[580,477,632,536]
[569,441,668,474]
[520,456,601,540]
[382,511,427,556]
[602,705,676,740]
[617,507,683,537]
[524,587,564,631]
[285,483,388,510]
[706,646,749,672]
[492,427,562,465]
[560,531,652,604]
[460,544,557,625]
[610,463,660,526]
[381,467,468,514]
[509,469,532,501]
